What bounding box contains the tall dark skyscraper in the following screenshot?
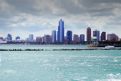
[66,30,72,44]
[101,32,106,41]
[57,19,64,43]
[87,27,91,43]
[93,30,100,41]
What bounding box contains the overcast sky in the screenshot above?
[0,0,121,39]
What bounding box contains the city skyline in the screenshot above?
[0,19,120,42]
[0,19,121,41]
[0,18,121,39]
[0,0,121,39]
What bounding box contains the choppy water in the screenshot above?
[0,45,121,81]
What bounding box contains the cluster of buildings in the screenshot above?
[0,19,120,45]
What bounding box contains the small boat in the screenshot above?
[104,45,115,49]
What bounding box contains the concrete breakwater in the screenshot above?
[0,48,121,51]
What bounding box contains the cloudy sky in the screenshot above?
[0,0,121,39]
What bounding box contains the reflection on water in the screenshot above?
[0,45,121,81]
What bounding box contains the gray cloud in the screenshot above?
[1,0,121,16]
[2,0,120,16]
[0,0,121,38]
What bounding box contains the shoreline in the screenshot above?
[0,44,121,47]
[0,48,121,51]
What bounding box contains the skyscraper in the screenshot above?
[36,37,42,44]
[80,34,85,44]
[101,32,106,41]
[87,27,91,43]
[28,34,34,42]
[57,19,64,43]
[43,35,52,44]
[107,33,119,41]
[93,30,100,41]
[7,34,12,42]
[66,30,72,44]
[52,30,56,43]
[73,34,80,44]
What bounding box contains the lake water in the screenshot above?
[0,45,121,81]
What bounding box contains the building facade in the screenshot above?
[36,37,42,44]
[7,34,12,42]
[93,30,100,41]
[101,32,106,41]
[73,34,80,44]
[57,19,64,43]
[28,34,34,42]
[107,33,119,41]
[52,30,56,44]
[43,35,52,44]
[80,34,85,44]
[66,30,72,44]
[87,27,91,44]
